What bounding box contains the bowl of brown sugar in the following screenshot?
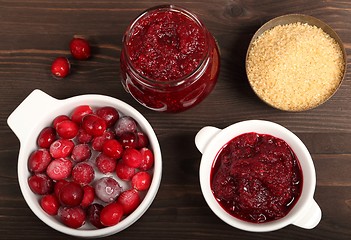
[246,14,346,111]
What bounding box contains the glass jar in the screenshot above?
[120,5,220,113]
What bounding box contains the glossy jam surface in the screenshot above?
[127,10,206,81]
[211,132,303,223]
[121,6,220,113]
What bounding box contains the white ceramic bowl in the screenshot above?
[195,120,321,232]
[7,89,162,238]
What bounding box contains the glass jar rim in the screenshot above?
[122,4,211,87]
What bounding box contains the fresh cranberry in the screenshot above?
[70,37,91,60]
[71,105,93,124]
[49,139,75,158]
[82,114,107,137]
[54,179,69,198]
[59,206,86,229]
[87,203,105,229]
[136,132,149,149]
[40,194,60,215]
[72,162,95,186]
[114,116,137,137]
[76,128,93,144]
[139,147,154,171]
[119,132,138,149]
[52,115,70,129]
[102,139,123,159]
[95,177,122,203]
[28,149,52,173]
[91,130,115,151]
[96,106,119,127]
[51,57,70,78]
[100,202,124,227]
[117,189,141,215]
[37,127,56,148]
[132,171,152,191]
[96,153,116,174]
[28,173,54,195]
[71,144,91,162]
[46,158,73,180]
[59,181,84,207]
[115,160,136,181]
[55,119,79,139]
[122,148,142,168]
[81,185,95,208]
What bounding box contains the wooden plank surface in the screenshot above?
[0,0,350,239]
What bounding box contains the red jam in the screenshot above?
[120,5,220,112]
[211,132,303,223]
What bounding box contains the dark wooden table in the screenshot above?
[1,0,350,239]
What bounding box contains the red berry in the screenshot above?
[56,119,79,139]
[96,106,119,127]
[71,105,93,124]
[76,128,93,144]
[71,144,91,162]
[40,194,60,215]
[70,37,91,60]
[114,116,137,137]
[54,179,69,198]
[59,206,86,229]
[37,127,56,148]
[95,177,122,203]
[49,139,74,158]
[81,185,95,208]
[28,173,54,195]
[87,203,105,229]
[96,153,116,174]
[117,189,141,215]
[102,139,123,159]
[28,149,52,173]
[72,162,95,186]
[132,171,152,191]
[52,115,70,129]
[91,130,115,151]
[119,132,138,149]
[139,147,154,171]
[136,132,149,149]
[59,181,84,207]
[115,160,136,181]
[122,148,142,168]
[100,202,124,227]
[51,57,70,78]
[46,158,73,180]
[82,114,107,137]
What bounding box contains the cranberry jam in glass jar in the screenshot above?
[120,5,220,113]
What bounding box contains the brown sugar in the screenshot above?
[246,22,345,111]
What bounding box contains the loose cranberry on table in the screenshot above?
[69,37,91,60]
[51,57,70,78]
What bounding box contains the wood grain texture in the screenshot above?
[1,0,351,239]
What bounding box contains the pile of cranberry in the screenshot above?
[27,105,154,229]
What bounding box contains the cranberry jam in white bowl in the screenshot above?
[7,89,162,238]
[195,120,321,232]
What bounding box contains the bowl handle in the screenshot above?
[7,89,59,142]
[195,126,221,154]
[292,199,322,229]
